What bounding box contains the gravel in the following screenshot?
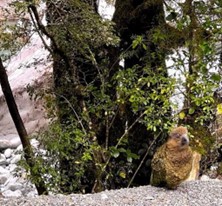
[0,180,222,206]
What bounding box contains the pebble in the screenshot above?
[10,154,22,164]
[0,154,7,166]
[2,189,22,197]
[0,139,38,197]
[200,175,211,181]
[0,137,21,149]
[101,193,108,200]
[4,149,13,159]
[0,175,8,185]
[0,167,9,174]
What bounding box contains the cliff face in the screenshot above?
[0,1,51,148]
[0,0,112,149]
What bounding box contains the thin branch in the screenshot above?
[27,7,52,53]
[127,131,162,188]
[102,111,146,173]
[115,111,146,149]
[54,93,87,135]
[26,3,71,69]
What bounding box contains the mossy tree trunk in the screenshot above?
[46,0,174,192]
[110,0,169,186]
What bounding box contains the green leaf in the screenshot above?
[217,104,222,115]
[179,112,186,119]
[119,171,126,179]
[127,156,133,163]
[211,73,221,82]
[112,150,120,158]
[142,43,147,50]
[188,107,195,115]
[118,148,126,153]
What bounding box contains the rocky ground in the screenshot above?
[1,138,222,205]
[0,180,221,206]
[0,139,39,197]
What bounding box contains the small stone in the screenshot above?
[0,175,8,185]
[4,148,13,159]
[101,193,108,200]
[30,139,39,148]
[7,183,23,191]
[8,164,17,172]
[10,154,22,164]
[2,189,22,197]
[4,176,18,187]
[145,196,154,200]
[15,144,23,153]
[0,166,9,174]
[210,165,218,171]
[0,137,21,149]
[0,154,7,166]
[26,190,38,197]
[200,175,210,181]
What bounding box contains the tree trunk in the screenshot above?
[0,58,48,195]
[110,0,169,186]
[46,0,171,192]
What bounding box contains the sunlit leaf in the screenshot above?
[179,112,186,119]
[119,171,126,179]
[189,107,195,115]
[217,104,222,115]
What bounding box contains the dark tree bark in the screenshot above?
[45,0,171,192]
[109,0,169,186]
[45,0,105,193]
[0,58,48,195]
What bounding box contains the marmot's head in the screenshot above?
[166,126,189,150]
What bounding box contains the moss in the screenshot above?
[189,124,215,155]
[217,163,222,176]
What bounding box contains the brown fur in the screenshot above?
[150,126,193,189]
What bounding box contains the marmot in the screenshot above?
[150,126,193,189]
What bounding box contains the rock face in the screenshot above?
[0,0,51,149]
[0,31,51,147]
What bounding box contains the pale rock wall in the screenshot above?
[0,1,52,149]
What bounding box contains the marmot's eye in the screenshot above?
[175,134,180,138]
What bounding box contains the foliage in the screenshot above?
[0,1,32,60]
[164,0,222,170]
[2,0,222,194]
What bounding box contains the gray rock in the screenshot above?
[4,148,13,159]
[26,190,38,197]
[0,136,21,149]
[0,154,7,166]
[0,166,9,174]
[8,164,17,173]
[10,154,22,164]
[6,183,23,191]
[200,175,211,181]
[0,175,8,185]
[15,144,23,153]
[30,139,39,148]
[101,193,108,200]
[3,176,18,187]
[2,189,22,197]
